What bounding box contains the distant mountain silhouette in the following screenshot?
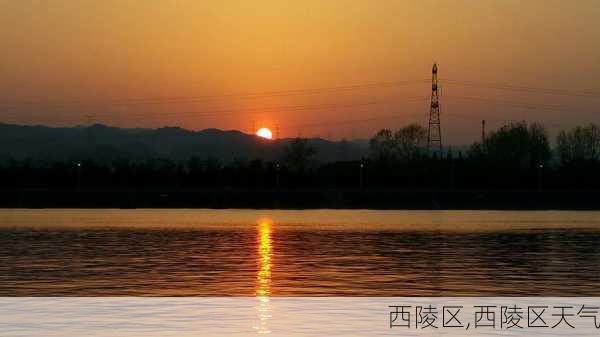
[0,123,368,163]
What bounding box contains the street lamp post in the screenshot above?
[537,163,544,190]
[359,162,364,190]
[76,162,82,190]
[275,163,280,190]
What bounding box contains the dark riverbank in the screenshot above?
[1,188,599,210]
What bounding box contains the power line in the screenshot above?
[1,97,430,124]
[3,74,599,137]
[0,101,385,120]
[279,112,427,132]
[0,79,430,110]
[446,111,567,129]
[440,79,600,99]
[3,93,595,132]
[443,95,600,116]
[2,75,598,119]
[1,105,430,134]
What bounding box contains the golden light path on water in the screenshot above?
[255,218,273,334]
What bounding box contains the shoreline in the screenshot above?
[2,188,599,210]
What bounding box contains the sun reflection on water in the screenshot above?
[255,219,272,334]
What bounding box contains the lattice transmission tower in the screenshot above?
[427,63,442,153]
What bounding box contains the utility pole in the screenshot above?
[275,163,281,190]
[537,163,544,190]
[427,63,442,154]
[76,162,82,190]
[481,120,486,143]
[359,162,364,190]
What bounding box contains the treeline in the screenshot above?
[1,122,599,190]
[0,139,354,189]
[368,122,600,189]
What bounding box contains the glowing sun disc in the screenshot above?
[256,128,273,139]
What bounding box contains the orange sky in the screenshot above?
[1,0,599,143]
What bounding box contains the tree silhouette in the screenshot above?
[283,138,317,173]
[369,129,396,163]
[476,121,551,169]
[556,123,600,163]
[394,124,427,162]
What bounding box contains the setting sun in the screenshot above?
[256,128,273,140]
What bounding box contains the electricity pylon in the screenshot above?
[427,63,442,153]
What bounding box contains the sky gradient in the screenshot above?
[1,0,599,143]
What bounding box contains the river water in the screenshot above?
[1,209,599,296]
